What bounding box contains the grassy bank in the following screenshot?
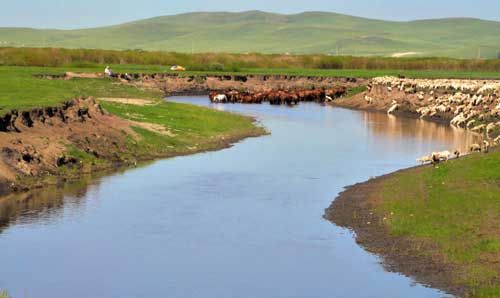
[0,65,265,193]
[373,152,500,297]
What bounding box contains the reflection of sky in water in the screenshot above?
[0,97,462,298]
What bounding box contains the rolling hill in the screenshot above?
[1,11,500,58]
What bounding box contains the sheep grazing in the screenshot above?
[454,150,461,159]
[483,140,490,153]
[486,123,497,137]
[387,104,399,115]
[432,150,451,162]
[494,135,500,144]
[470,143,482,153]
[417,155,433,165]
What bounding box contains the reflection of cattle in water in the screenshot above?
[209,87,347,105]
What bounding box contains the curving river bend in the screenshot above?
[0,96,480,298]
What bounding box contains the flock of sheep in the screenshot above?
[368,76,500,165]
[417,140,491,166]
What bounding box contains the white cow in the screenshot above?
[213,94,227,103]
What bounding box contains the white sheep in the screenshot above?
[387,104,399,115]
[432,150,451,162]
[417,155,433,165]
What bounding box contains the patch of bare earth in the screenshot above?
[0,97,138,194]
[98,97,156,106]
[129,121,175,136]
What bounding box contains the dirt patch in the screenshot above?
[64,72,103,79]
[98,97,156,106]
[0,97,138,192]
[129,121,175,136]
[324,168,466,297]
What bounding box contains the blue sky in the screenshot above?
[2,0,500,29]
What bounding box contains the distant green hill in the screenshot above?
[1,11,500,58]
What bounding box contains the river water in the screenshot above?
[0,96,479,298]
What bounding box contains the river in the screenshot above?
[0,96,479,298]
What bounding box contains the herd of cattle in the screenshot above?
[209,87,347,105]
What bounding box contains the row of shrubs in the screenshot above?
[1,47,500,72]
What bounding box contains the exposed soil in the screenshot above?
[324,169,466,297]
[0,97,261,197]
[98,97,156,106]
[0,98,136,193]
[52,72,365,94]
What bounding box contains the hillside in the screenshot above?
[1,11,500,58]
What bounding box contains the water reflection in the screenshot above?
[361,111,481,154]
[0,98,467,298]
[0,177,95,234]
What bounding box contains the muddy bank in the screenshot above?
[0,98,263,197]
[324,169,465,297]
[332,77,500,142]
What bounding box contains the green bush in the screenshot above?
[208,63,225,71]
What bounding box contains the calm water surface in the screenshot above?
[0,97,479,298]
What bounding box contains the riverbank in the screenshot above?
[325,149,500,298]
[0,67,266,197]
[332,76,500,144]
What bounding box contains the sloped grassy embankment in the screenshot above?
[0,66,265,195]
[326,149,500,297]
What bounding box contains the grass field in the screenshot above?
[376,152,500,297]
[3,64,500,116]
[0,66,163,115]
[0,64,264,181]
[1,11,500,58]
[99,100,264,160]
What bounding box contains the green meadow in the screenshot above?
[377,152,500,297]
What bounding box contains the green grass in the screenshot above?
[345,86,368,97]
[3,64,500,116]
[100,100,264,157]
[0,290,10,298]
[0,66,163,116]
[0,64,264,181]
[376,151,500,297]
[1,11,500,58]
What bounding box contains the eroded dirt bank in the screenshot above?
[57,72,366,94]
[0,97,263,197]
[0,98,132,195]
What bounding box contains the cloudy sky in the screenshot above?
[2,0,500,29]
